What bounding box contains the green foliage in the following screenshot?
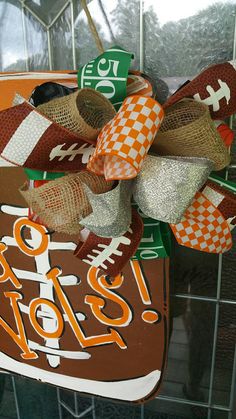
[111,0,236,77]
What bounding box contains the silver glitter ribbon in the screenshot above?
[133,155,215,224]
[80,180,134,237]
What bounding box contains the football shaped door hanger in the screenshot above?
[0,168,169,403]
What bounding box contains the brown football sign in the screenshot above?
[0,168,168,403]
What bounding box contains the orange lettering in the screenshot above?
[85,267,132,327]
[0,291,37,359]
[13,218,49,257]
[29,298,64,339]
[46,267,127,349]
[0,243,21,289]
[130,260,151,304]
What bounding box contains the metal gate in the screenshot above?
[0,1,235,418]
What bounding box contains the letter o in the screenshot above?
[29,298,64,339]
[13,218,49,256]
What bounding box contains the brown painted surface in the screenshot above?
[0,168,169,402]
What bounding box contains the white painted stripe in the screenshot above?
[27,341,91,360]
[12,268,78,286]
[0,205,28,216]
[82,76,126,81]
[1,236,77,251]
[2,111,52,165]
[0,352,161,401]
[0,73,77,81]
[19,302,86,322]
[209,176,236,193]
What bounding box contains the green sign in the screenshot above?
[78,46,133,110]
[24,169,65,181]
[132,204,172,260]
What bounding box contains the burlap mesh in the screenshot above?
[20,171,113,235]
[151,99,231,171]
[37,88,116,141]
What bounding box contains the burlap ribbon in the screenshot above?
[152,99,230,171]
[164,61,236,120]
[37,88,115,141]
[20,171,113,235]
[87,95,164,180]
[214,121,234,148]
[75,208,143,277]
[133,155,214,224]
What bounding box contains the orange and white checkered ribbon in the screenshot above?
[170,192,232,253]
[87,96,164,180]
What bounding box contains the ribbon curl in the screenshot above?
[87,95,164,180]
[164,61,236,120]
[171,180,236,253]
[0,90,114,172]
[80,180,134,238]
[133,155,214,224]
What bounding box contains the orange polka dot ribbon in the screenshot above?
[170,191,233,254]
[87,95,164,181]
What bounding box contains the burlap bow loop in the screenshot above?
[37,88,116,141]
[171,180,236,253]
[20,171,114,235]
[0,90,115,172]
[152,99,230,171]
[87,95,164,180]
[133,155,214,224]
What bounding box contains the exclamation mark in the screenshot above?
[130,260,160,324]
